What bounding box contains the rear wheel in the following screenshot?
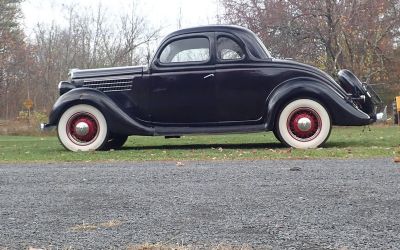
[103,135,128,150]
[276,99,331,149]
[57,104,108,152]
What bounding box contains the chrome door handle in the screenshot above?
[203,74,215,79]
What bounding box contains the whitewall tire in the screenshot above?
[57,104,108,152]
[276,99,331,149]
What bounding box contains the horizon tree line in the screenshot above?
[1,0,399,120]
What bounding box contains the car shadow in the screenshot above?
[120,139,373,151]
[121,142,287,151]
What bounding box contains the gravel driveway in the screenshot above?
[1,159,399,249]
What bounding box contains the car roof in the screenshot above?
[163,25,255,40]
[156,25,271,60]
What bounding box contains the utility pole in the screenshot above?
[5,87,9,120]
[177,6,182,29]
[216,0,221,24]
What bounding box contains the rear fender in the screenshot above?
[338,69,382,115]
[48,88,154,136]
[265,78,373,130]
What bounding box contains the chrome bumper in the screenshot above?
[374,106,387,122]
[40,123,56,131]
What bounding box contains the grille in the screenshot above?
[83,78,133,93]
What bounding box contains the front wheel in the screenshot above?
[57,104,109,152]
[276,99,331,149]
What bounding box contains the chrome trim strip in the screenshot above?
[83,81,132,87]
[92,85,132,90]
[81,75,138,82]
[103,89,132,93]
[71,65,145,79]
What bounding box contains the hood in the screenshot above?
[69,65,145,81]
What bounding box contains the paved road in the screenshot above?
[1,159,400,249]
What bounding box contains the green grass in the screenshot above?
[0,126,399,163]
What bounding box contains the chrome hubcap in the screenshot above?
[297,117,312,132]
[75,122,90,136]
[67,112,99,145]
[287,108,321,142]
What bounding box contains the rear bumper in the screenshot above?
[371,106,387,122]
[40,123,56,131]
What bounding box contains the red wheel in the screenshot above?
[66,113,99,145]
[287,108,321,142]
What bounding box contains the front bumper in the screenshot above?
[40,123,56,131]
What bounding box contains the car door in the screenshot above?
[149,34,217,125]
[215,33,269,123]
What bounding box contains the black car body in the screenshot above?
[42,25,385,151]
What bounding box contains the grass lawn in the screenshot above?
[0,126,399,163]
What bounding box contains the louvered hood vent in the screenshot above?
[83,77,133,93]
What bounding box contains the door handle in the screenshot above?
[203,74,215,79]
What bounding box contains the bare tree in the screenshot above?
[222,0,400,84]
[28,1,160,116]
[0,0,33,119]
[0,0,160,120]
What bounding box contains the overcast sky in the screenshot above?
[21,0,221,37]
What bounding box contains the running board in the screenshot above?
[155,124,266,136]
[165,136,181,139]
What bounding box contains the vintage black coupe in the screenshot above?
[42,25,385,151]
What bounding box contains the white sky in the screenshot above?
[21,0,222,38]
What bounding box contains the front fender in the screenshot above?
[264,78,373,130]
[48,88,154,136]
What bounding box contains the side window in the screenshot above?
[159,37,210,64]
[217,37,244,61]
